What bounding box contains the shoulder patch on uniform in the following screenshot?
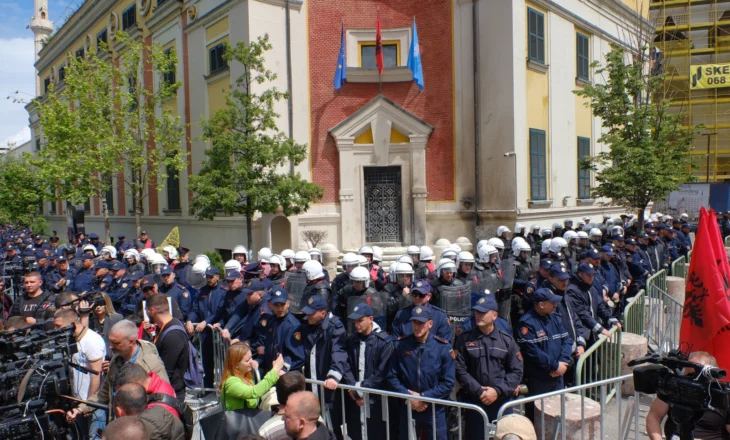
[434,336,449,344]
[521,326,529,336]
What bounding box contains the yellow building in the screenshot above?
[653,0,730,181]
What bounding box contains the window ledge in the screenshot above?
[575,77,592,87]
[163,208,182,216]
[527,59,549,74]
[345,66,413,84]
[528,199,553,208]
[205,67,230,84]
[576,198,595,206]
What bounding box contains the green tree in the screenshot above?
[33,32,186,243]
[0,154,45,227]
[574,45,700,230]
[189,35,323,249]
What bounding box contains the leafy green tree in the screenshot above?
[189,35,323,249]
[574,45,699,230]
[33,32,186,242]
[0,154,45,227]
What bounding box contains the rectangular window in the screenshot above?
[75,48,85,60]
[58,66,66,83]
[209,43,228,75]
[163,48,176,86]
[576,33,590,80]
[360,42,399,69]
[97,29,108,48]
[529,128,547,201]
[577,137,591,199]
[122,4,137,31]
[166,167,180,211]
[43,77,51,94]
[528,8,545,64]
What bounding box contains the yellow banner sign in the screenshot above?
[691,63,730,89]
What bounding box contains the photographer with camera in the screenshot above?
[9,271,56,327]
[646,351,730,440]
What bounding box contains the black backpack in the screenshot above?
[148,392,195,440]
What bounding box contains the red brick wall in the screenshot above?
[308,0,454,203]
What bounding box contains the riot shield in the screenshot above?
[346,290,388,336]
[284,271,308,314]
[439,282,472,334]
[500,258,516,290]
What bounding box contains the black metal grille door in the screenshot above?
[364,166,402,243]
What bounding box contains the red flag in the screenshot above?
[375,12,384,74]
[680,207,730,371]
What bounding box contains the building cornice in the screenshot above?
[37,0,118,72]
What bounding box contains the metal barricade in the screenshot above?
[623,288,646,336]
[306,378,490,440]
[490,374,644,440]
[574,325,622,403]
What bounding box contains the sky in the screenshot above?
[0,0,82,149]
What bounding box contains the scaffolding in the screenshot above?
[652,0,730,181]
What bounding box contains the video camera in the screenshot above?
[631,348,730,440]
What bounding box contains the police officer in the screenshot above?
[255,286,299,373]
[387,306,455,440]
[107,260,133,311]
[455,294,523,437]
[283,295,350,437]
[120,271,145,317]
[517,288,573,420]
[71,254,96,293]
[391,280,452,341]
[47,255,77,294]
[222,279,271,348]
[158,266,191,321]
[343,304,393,440]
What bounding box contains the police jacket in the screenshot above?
[386,332,455,399]
[391,303,452,342]
[159,282,191,321]
[565,276,616,337]
[344,322,393,401]
[454,325,523,404]
[302,281,332,312]
[541,281,587,350]
[255,311,300,372]
[227,300,271,346]
[190,283,226,325]
[516,308,573,381]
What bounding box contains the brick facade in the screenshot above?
[308,0,454,203]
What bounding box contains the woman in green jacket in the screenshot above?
[219,341,284,410]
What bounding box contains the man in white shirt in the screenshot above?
[54,308,107,438]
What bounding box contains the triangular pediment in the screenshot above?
[329,95,433,141]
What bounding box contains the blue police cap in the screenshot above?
[269,286,289,304]
[410,305,433,322]
[89,233,99,240]
[348,303,374,320]
[110,260,125,271]
[160,266,173,275]
[539,258,554,270]
[129,271,145,281]
[412,279,432,295]
[577,263,596,275]
[225,269,241,281]
[301,295,328,314]
[549,263,570,280]
[205,266,220,277]
[533,288,562,304]
[244,279,266,294]
[599,245,614,256]
[472,295,498,312]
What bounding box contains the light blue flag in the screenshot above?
[334,22,346,90]
[407,17,424,91]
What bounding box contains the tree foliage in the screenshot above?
[33,32,186,242]
[189,34,323,249]
[574,45,700,230]
[0,154,45,227]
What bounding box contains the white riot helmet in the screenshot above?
[341,253,359,270]
[140,248,156,261]
[512,240,532,258]
[123,249,140,262]
[357,255,369,266]
[529,224,540,234]
[419,246,434,262]
[294,251,311,263]
[563,230,578,244]
[406,245,420,256]
[269,255,286,272]
[349,266,370,288]
[496,226,511,237]
[577,231,589,239]
[233,245,248,258]
[511,236,526,251]
[440,249,458,261]
[83,244,98,256]
[589,228,602,238]
[308,248,322,262]
[302,260,325,281]
[101,245,117,259]
[372,246,383,263]
[281,249,295,262]
[549,237,568,254]
[457,251,475,265]
[162,245,178,261]
[194,254,211,266]
[224,259,242,272]
[447,243,462,253]
[359,246,374,256]
[187,260,210,289]
[487,238,504,251]
[541,239,552,255]
[514,223,526,234]
[258,247,273,263]
[477,244,498,263]
[436,258,457,277]
[551,222,562,232]
[397,255,414,266]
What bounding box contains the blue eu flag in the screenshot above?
[407,18,424,91]
[334,22,346,90]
